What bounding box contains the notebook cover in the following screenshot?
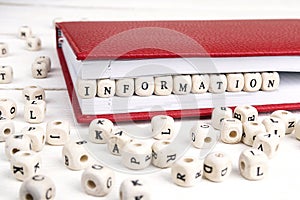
[56,20,300,123]
[56,19,300,61]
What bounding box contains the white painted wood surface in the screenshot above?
[1,1,300,199]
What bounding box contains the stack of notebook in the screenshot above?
[56,19,300,123]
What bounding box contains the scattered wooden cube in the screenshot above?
[23,85,45,101]
[203,152,232,182]
[46,120,70,146]
[0,116,14,142]
[0,98,17,119]
[211,107,233,130]
[239,148,269,180]
[234,105,258,123]
[221,118,243,144]
[171,156,202,187]
[10,150,41,181]
[0,65,13,83]
[88,118,114,144]
[26,36,41,51]
[22,126,46,152]
[0,42,8,57]
[19,175,56,200]
[152,140,177,168]
[252,132,280,159]
[107,128,132,156]
[24,100,46,124]
[262,116,286,138]
[151,115,175,140]
[18,26,32,39]
[34,56,51,72]
[121,140,152,170]
[190,122,214,149]
[242,121,266,146]
[5,133,32,160]
[31,61,48,79]
[271,110,296,134]
[119,178,151,200]
[62,140,91,171]
[81,164,115,197]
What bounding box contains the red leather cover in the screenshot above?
[56,20,300,123]
[57,19,300,61]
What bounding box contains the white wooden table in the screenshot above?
[1,1,300,199]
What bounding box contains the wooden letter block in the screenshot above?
[226,73,244,92]
[19,175,56,200]
[116,78,135,97]
[22,126,46,152]
[271,110,296,134]
[191,74,209,94]
[31,61,48,79]
[89,118,114,144]
[97,79,115,98]
[10,151,41,181]
[171,156,202,187]
[151,140,178,168]
[243,72,262,92]
[107,128,132,156]
[151,115,175,140]
[62,140,91,171]
[172,75,192,95]
[0,65,13,83]
[0,98,17,119]
[233,105,258,123]
[261,72,280,91]
[262,116,285,138]
[208,74,227,93]
[5,133,32,160]
[34,56,51,72]
[154,76,173,96]
[211,107,233,130]
[18,26,32,39]
[134,76,154,96]
[0,117,15,142]
[46,120,70,146]
[23,85,45,101]
[77,78,97,99]
[190,122,214,149]
[242,121,266,146]
[0,42,8,57]
[24,100,46,124]
[239,148,269,181]
[252,133,280,159]
[119,178,151,200]
[26,36,41,51]
[81,164,115,197]
[203,152,232,182]
[221,118,243,144]
[121,140,152,170]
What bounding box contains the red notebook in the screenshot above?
[56,19,300,123]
